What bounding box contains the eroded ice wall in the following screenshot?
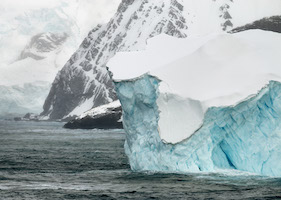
[110,30,281,176]
[115,76,281,177]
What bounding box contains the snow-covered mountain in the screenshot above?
[0,82,50,119]
[41,0,188,120]
[19,32,69,61]
[41,0,281,121]
[0,0,120,118]
[0,0,121,64]
[0,32,69,118]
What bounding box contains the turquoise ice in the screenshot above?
[115,74,281,177]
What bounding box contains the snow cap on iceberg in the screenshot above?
[108,30,281,144]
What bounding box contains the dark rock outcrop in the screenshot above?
[64,103,122,129]
[20,32,68,60]
[231,16,281,33]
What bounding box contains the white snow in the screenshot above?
[0,81,51,118]
[157,93,205,143]
[67,95,97,118]
[0,50,66,86]
[0,0,121,73]
[78,100,121,119]
[179,0,281,35]
[0,0,121,117]
[108,30,281,144]
[109,34,217,81]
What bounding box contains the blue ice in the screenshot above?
[114,74,281,177]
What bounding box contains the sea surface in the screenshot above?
[0,121,281,200]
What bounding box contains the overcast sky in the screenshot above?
[0,0,121,30]
[0,0,121,64]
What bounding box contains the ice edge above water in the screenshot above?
[114,74,281,177]
[109,30,281,177]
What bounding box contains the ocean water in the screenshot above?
[0,121,281,200]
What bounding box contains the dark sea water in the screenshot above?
[0,121,281,200]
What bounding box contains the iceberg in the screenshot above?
[108,30,281,177]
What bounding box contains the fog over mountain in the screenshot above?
[0,0,121,118]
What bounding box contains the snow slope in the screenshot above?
[0,82,50,119]
[0,0,121,64]
[109,30,281,176]
[0,0,120,118]
[78,100,121,120]
[180,0,281,35]
[0,32,70,86]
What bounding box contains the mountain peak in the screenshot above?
[41,0,188,120]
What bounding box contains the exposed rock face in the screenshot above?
[13,113,40,121]
[41,0,188,120]
[231,15,281,33]
[64,101,122,129]
[218,0,234,31]
[63,112,122,129]
[20,32,68,60]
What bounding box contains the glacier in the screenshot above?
[109,30,281,177]
[0,0,120,118]
[0,82,50,119]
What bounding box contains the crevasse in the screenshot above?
[114,75,281,177]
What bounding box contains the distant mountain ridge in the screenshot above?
[19,32,69,61]
[231,15,281,33]
[0,0,119,118]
